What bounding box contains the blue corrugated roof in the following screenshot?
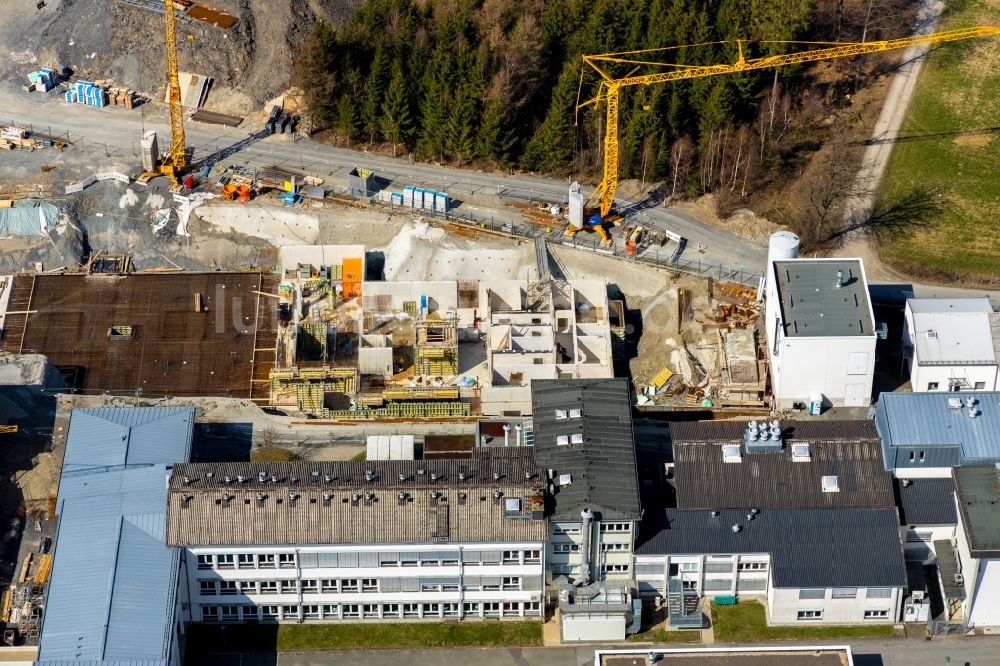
[875,391,1000,462]
[61,407,194,475]
[37,408,192,665]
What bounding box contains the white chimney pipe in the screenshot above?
[503,423,511,447]
[515,423,523,446]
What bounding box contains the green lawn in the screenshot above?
[711,602,895,642]
[249,446,299,462]
[186,621,543,653]
[877,0,1000,280]
[626,627,701,643]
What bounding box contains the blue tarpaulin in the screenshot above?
[0,203,58,237]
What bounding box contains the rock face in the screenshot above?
[29,0,361,110]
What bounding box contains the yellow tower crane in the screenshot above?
[569,26,1000,242]
[160,0,187,184]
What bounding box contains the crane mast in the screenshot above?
[161,0,187,183]
[572,25,1000,238]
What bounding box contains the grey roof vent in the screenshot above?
[398,491,407,501]
[493,489,503,499]
[256,492,266,502]
[822,475,840,493]
[288,491,299,501]
[222,492,234,502]
[324,474,333,483]
[323,491,333,501]
[731,524,741,533]
[399,472,407,481]
[311,470,320,478]
[237,475,246,483]
[458,471,467,481]
[364,469,375,482]
[258,471,267,483]
[271,475,279,483]
[183,475,192,484]
[351,493,360,502]
[365,491,375,501]
[430,490,440,499]
[430,473,439,481]
[206,471,214,479]
[224,475,232,484]
[746,513,754,521]
[493,471,501,480]
[181,494,193,503]
[948,397,963,409]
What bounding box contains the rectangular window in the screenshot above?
[303,605,320,619]
[220,606,239,621]
[260,605,279,620]
[600,522,630,532]
[258,554,275,569]
[552,524,581,535]
[216,554,234,569]
[301,579,318,593]
[502,576,521,590]
[238,554,255,569]
[797,610,823,620]
[975,381,986,390]
[463,602,481,615]
[832,587,857,599]
[483,602,501,617]
[259,581,278,595]
[279,580,298,594]
[341,579,359,592]
[866,588,892,598]
[502,602,520,617]
[198,580,216,596]
[197,555,213,570]
[928,382,939,390]
[799,589,826,600]
[363,604,380,618]
[908,450,916,462]
[342,604,360,618]
[422,603,440,616]
[443,603,460,617]
[864,609,890,619]
[502,550,520,564]
[383,603,400,617]
[218,581,238,596]
[704,562,733,574]
[201,606,219,621]
[403,603,420,618]
[679,562,699,571]
[524,601,541,616]
[278,553,295,568]
[322,605,338,618]
[601,543,629,551]
[703,579,731,591]
[737,562,768,572]
[602,564,629,573]
[524,550,541,564]
[736,579,767,592]
[362,578,378,592]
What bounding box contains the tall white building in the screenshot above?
[903,298,1000,393]
[167,450,548,623]
[764,253,876,409]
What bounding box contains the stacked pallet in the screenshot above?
[64,80,106,107]
[105,87,136,109]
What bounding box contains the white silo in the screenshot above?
[766,231,800,288]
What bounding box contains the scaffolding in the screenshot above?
[297,321,329,362]
[415,319,459,376]
[326,402,470,420]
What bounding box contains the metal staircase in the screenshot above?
[666,578,703,628]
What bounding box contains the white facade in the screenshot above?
[548,518,636,584]
[181,542,545,624]
[903,299,999,393]
[634,553,902,625]
[764,258,876,408]
[954,499,1000,628]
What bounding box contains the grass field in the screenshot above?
[711,602,895,642]
[186,621,543,653]
[877,0,1000,280]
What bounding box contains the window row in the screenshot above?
[200,601,543,622]
[195,550,541,571]
[198,576,524,596]
[797,609,890,621]
[798,587,892,600]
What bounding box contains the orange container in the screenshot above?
[342,257,363,298]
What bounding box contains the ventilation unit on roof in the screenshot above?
[723,444,742,463]
[821,475,840,493]
[926,330,938,339]
[559,473,572,486]
[570,433,584,444]
[948,397,963,409]
[569,408,583,419]
[556,435,570,446]
[792,443,811,461]
[745,420,783,452]
[555,409,568,420]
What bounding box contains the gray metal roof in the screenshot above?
[953,466,1000,558]
[530,378,641,521]
[636,507,907,588]
[38,408,193,664]
[61,407,194,474]
[875,391,1000,463]
[772,259,874,337]
[908,298,994,314]
[894,477,957,526]
[907,298,998,365]
[672,422,894,510]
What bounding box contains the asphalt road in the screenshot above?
[1,81,767,275]
[196,637,1000,666]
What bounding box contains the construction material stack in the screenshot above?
[106,86,136,109]
[25,68,56,93]
[64,80,106,108]
[1,126,40,151]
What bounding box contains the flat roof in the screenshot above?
[597,646,852,666]
[953,466,1000,558]
[0,273,275,399]
[38,407,193,664]
[772,259,873,337]
[636,507,906,589]
[167,449,548,546]
[672,421,894,510]
[907,298,998,365]
[875,391,1000,462]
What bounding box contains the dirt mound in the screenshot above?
[29,0,360,111]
